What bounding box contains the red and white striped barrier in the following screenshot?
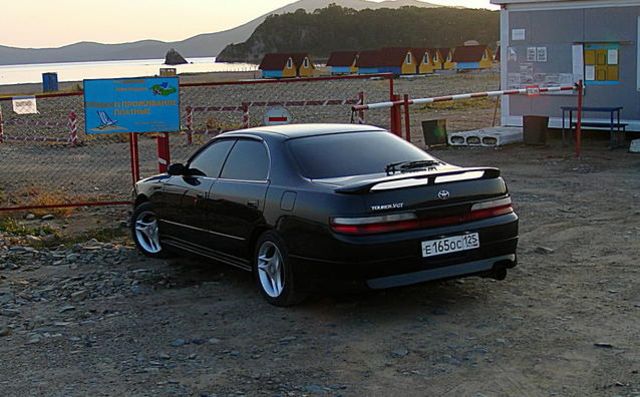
[68,111,79,147]
[4,119,69,128]
[185,106,194,145]
[2,135,72,144]
[188,98,361,114]
[352,85,577,111]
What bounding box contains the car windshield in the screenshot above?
[287,130,434,179]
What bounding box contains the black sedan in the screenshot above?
[132,124,518,306]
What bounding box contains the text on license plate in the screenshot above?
[421,233,480,258]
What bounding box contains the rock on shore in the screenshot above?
[164,48,188,65]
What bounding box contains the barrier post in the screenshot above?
[357,91,365,124]
[0,107,4,144]
[68,111,78,147]
[390,95,402,136]
[575,80,583,158]
[242,102,250,128]
[185,106,194,145]
[403,94,411,142]
[129,133,140,184]
[157,133,171,173]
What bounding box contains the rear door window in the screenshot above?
[188,139,236,177]
[220,140,269,181]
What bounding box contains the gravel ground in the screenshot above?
[1,140,639,397]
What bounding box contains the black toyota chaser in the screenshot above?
[132,124,518,306]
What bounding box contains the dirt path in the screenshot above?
[0,140,639,397]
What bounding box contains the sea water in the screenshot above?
[0,57,258,85]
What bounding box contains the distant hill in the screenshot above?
[0,0,441,66]
[217,5,499,63]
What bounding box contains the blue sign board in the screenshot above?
[84,77,180,134]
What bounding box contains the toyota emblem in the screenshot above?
[438,190,450,200]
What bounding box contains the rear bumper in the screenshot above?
[366,254,516,289]
[287,213,518,292]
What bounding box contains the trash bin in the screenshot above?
[421,119,447,147]
[523,115,549,145]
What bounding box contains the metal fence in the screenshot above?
[0,74,394,212]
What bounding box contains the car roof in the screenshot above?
[223,123,386,139]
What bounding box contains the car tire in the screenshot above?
[131,202,171,259]
[253,231,305,307]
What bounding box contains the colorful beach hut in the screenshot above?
[259,53,315,78]
[452,45,493,70]
[259,53,297,78]
[412,48,436,74]
[437,48,456,70]
[326,51,359,75]
[357,48,418,76]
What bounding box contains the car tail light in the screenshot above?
[331,197,513,235]
[330,213,418,235]
[469,197,513,220]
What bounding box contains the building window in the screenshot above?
[447,52,452,62]
[423,53,430,64]
[584,43,619,84]
[406,52,412,65]
[303,57,309,68]
[286,58,293,69]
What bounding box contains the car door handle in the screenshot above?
[247,200,259,209]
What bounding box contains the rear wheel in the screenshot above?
[253,231,304,307]
[131,202,170,258]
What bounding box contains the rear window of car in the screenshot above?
[287,131,433,179]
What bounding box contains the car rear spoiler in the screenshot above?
[335,167,501,194]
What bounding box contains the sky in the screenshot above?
[2,0,496,48]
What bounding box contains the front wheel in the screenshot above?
[131,202,170,259]
[253,231,305,307]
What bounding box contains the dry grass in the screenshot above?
[9,188,80,217]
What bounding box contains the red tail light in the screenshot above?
[331,198,513,235]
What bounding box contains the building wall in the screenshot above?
[298,60,315,77]
[262,70,283,79]
[401,56,418,75]
[456,62,482,70]
[359,67,380,74]
[330,66,352,75]
[432,52,443,70]
[283,64,297,78]
[502,2,640,130]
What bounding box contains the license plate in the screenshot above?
[421,233,480,258]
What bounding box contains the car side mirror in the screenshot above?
[167,163,186,176]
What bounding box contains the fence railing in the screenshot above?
[0,74,394,212]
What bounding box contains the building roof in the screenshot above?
[410,48,429,63]
[326,51,358,67]
[259,53,293,70]
[452,45,488,63]
[259,53,313,71]
[357,48,413,68]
